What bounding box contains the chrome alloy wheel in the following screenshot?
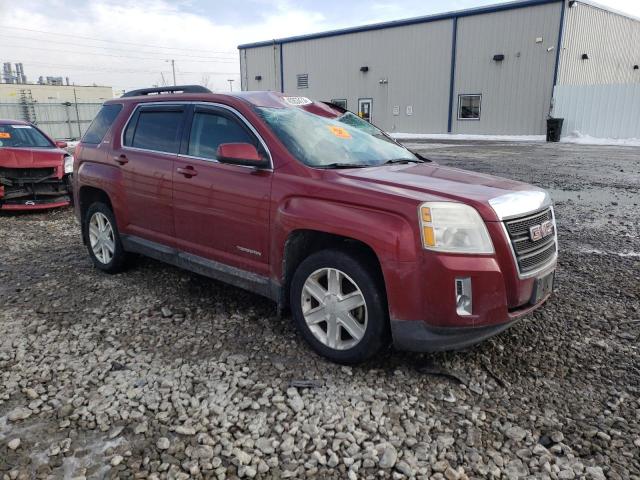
[89,212,115,265]
[301,268,368,350]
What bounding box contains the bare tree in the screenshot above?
[201,74,212,90]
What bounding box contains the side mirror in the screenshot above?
[55,140,68,149]
[217,143,268,167]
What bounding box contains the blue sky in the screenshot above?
[0,0,638,92]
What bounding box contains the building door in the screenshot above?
[358,98,372,123]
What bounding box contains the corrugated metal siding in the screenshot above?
[280,20,454,133]
[240,2,563,134]
[452,1,562,134]
[240,44,281,92]
[553,84,640,138]
[0,103,102,140]
[558,2,640,85]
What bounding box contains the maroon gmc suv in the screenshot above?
[74,86,557,364]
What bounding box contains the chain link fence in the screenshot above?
[0,101,102,140]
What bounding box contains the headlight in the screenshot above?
[419,202,494,254]
[64,155,74,174]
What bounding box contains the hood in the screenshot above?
[0,147,67,169]
[335,162,549,221]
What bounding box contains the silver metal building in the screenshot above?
[238,0,640,137]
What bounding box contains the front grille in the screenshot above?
[0,167,56,180]
[504,208,557,275]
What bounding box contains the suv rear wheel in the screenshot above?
[83,202,128,273]
[290,249,389,364]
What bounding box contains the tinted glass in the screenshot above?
[130,110,183,153]
[0,124,53,148]
[188,111,255,160]
[83,104,123,144]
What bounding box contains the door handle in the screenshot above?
[113,154,128,165]
[177,166,198,177]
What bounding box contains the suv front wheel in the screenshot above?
[290,249,389,364]
[83,202,128,273]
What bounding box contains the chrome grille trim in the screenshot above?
[502,206,557,278]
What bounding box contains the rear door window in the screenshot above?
[187,110,258,160]
[82,104,123,144]
[125,107,184,154]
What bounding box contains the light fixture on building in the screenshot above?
[255,75,262,81]
[581,53,589,60]
[634,65,639,70]
[379,78,388,84]
[493,54,505,62]
[360,66,369,72]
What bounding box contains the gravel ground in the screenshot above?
[1,141,639,480]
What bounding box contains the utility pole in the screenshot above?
[166,60,176,86]
[227,79,234,91]
[73,88,82,139]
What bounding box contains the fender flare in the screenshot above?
[273,196,419,281]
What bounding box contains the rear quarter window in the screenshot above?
[82,104,123,144]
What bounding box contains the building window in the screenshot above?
[296,74,309,89]
[331,99,347,109]
[458,94,481,120]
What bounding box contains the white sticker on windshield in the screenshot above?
[283,96,312,106]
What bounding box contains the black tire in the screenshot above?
[83,202,128,273]
[290,249,389,364]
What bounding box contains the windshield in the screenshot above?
[0,124,53,148]
[256,107,417,168]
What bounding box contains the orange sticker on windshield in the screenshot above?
[327,125,351,139]
[0,132,10,139]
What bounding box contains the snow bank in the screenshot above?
[389,133,545,142]
[560,131,640,147]
[390,131,640,146]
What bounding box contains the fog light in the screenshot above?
[455,277,473,316]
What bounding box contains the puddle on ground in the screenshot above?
[1,415,126,479]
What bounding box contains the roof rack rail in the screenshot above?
[121,85,212,98]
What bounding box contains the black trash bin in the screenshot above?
[546,117,564,142]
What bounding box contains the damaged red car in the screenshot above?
[0,120,73,211]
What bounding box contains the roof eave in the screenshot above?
[237,0,563,49]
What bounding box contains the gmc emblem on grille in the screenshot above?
[529,220,554,241]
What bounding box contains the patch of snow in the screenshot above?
[389,133,546,142]
[578,248,640,258]
[560,131,640,147]
[390,131,640,146]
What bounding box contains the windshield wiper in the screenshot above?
[380,158,425,165]
[315,163,370,169]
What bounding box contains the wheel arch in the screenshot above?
[273,197,419,312]
[78,186,114,245]
[280,229,387,313]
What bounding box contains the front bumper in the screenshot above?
[0,174,72,211]
[391,291,552,352]
[382,224,556,352]
[0,197,71,211]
